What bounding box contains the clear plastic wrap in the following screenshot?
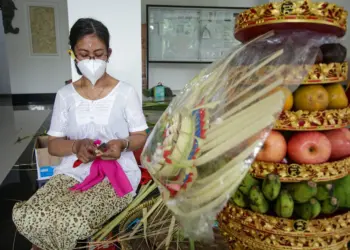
[141,31,340,240]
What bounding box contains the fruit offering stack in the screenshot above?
[218,1,350,250]
[231,173,350,220]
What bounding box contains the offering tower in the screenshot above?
[219,1,350,249]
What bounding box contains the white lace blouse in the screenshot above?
[47,81,148,194]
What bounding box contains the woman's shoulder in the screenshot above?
[57,83,75,95]
[116,80,135,93]
[55,83,76,100]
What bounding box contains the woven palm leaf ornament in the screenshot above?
[141,31,339,240]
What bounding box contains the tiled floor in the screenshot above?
[0,97,52,250]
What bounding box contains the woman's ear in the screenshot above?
[68,49,76,60]
[107,48,112,60]
[75,62,83,76]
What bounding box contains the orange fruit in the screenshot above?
[279,87,293,111]
[293,85,329,111]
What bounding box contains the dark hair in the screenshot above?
[69,18,110,75]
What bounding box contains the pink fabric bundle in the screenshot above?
[70,140,133,197]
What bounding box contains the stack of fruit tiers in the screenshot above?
[218,1,350,250]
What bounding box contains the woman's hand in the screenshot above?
[73,139,97,163]
[99,140,125,160]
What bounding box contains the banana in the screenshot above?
[315,183,334,201]
[333,175,350,208]
[295,198,321,220]
[286,181,317,203]
[231,190,249,208]
[262,174,281,201]
[239,173,260,195]
[249,186,269,214]
[321,197,339,214]
[274,189,294,218]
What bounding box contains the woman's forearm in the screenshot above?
[48,136,76,157]
[124,132,147,152]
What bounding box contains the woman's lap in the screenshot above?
[13,174,133,250]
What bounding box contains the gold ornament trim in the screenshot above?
[301,62,348,85]
[218,205,350,249]
[250,156,350,182]
[274,107,350,131]
[235,1,348,36]
[228,63,348,86]
[220,223,349,250]
[219,205,350,237]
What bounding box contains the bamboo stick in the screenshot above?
[194,91,284,166]
[219,67,286,120]
[203,90,282,151]
[173,35,279,117]
[195,142,259,185]
[165,216,176,250]
[190,31,276,104]
[168,168,247,218]
[205,48,283,108]
[182,162,246,206]
[203,110,267,152]
[95,182,158,241]
[208,78,283,136]
[129,197,163,238]
[151,205,172,249]
[143,208,149,248]
[211,49,284,117]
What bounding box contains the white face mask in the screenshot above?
[77,59,107,86]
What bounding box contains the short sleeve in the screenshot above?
[47,91,68,137]
[125,87,148,133]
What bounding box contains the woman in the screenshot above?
[12,18,148,250]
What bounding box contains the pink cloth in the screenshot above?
[70,158,133,197]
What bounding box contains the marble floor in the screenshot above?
[0,96,52,250]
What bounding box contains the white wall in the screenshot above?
[142,0,265,90]
[5,0,71,94]
[67,0,142,100]
[143,0,350,91]
[0,12,11,94]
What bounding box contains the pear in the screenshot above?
[324,83,349,109]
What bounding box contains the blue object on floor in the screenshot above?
[38,166,55,178]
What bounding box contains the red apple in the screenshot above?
[287,132,331,164]
[256,131,287,163]
[324,128,350,161]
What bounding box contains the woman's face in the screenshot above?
[74,34,111,61]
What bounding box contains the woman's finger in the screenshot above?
[82,144,95,156]
[101,150,113,158]
[101,156,116,160]
[100,149,119,160]
[78,155,89,163]
[86,145,97,156]
[101,149,120,160]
